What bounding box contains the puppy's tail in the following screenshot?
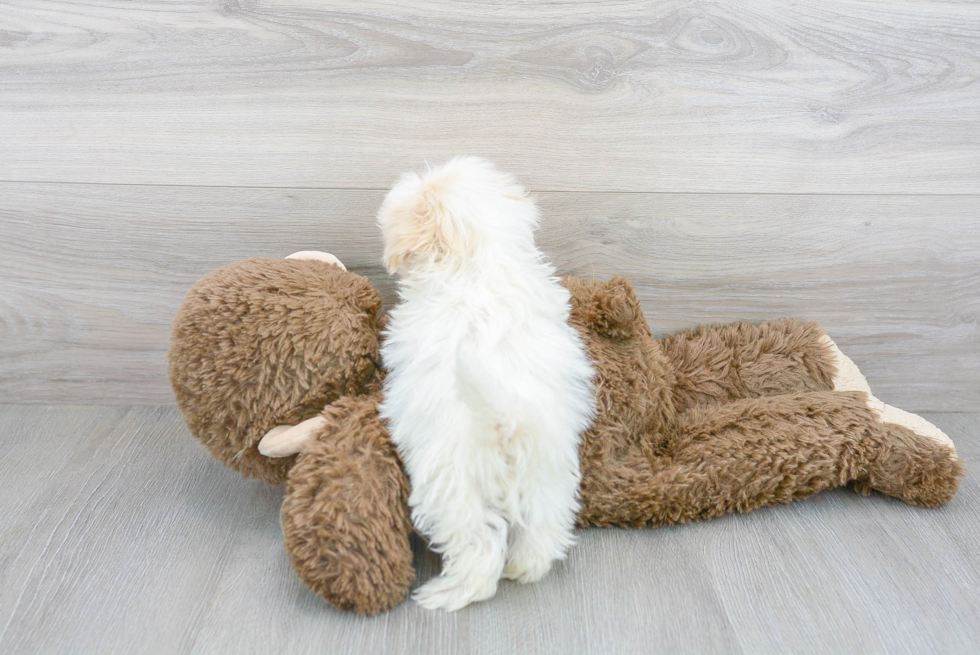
[455,345,518,442]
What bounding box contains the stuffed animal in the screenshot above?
[169,253,963,616]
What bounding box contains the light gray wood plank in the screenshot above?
[540,192,980,413]
[0,183,389,405]
[1,0,978,192]
[1,405,978,654]
[0,405,291,654]
[2,182,977,410]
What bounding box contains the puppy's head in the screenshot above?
[377,156,538,276]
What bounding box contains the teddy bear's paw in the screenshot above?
[412,572,498,612]
[285,251,347,270]
[819,335,956,459]
[880,404,958,458]
[862,418,964,508]
[821,334,874,396]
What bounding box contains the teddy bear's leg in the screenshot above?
[280,396,415,616]
[578,391,962,528]
[667,391,963,512]
[851,419,964,507]
[662,319,837,412]
[819,334,957,455]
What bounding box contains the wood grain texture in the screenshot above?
[1,0,978,192]
[1,182,977,410]
[1,405,978,654]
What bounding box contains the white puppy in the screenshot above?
[378,156,595,611]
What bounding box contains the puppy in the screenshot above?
[377,156,596,611]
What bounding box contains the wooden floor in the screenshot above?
[0,405,978,654]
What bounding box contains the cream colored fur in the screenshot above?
[285,250,347,270]
[259,416,327,457]
[820,335,957,456]
[377,157,596,612]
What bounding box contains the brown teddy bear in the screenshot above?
[169,253,963,616]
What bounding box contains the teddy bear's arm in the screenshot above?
[661,319,838,413]
[281,394,415,616]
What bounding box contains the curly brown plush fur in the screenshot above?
[170,259,964,616]
[663,317,838,411]
[563,277,961,526]
[282,395,414,616]
[169,259,384,483]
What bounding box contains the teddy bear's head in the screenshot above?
[169,257,385,484]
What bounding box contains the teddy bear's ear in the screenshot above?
[258,416,327,457]
[281,395,415,615]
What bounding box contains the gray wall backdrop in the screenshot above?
[1,0,978,410]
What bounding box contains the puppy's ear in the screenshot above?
[380,176,473,274]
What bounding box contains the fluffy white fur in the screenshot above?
[377,156,596,612]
